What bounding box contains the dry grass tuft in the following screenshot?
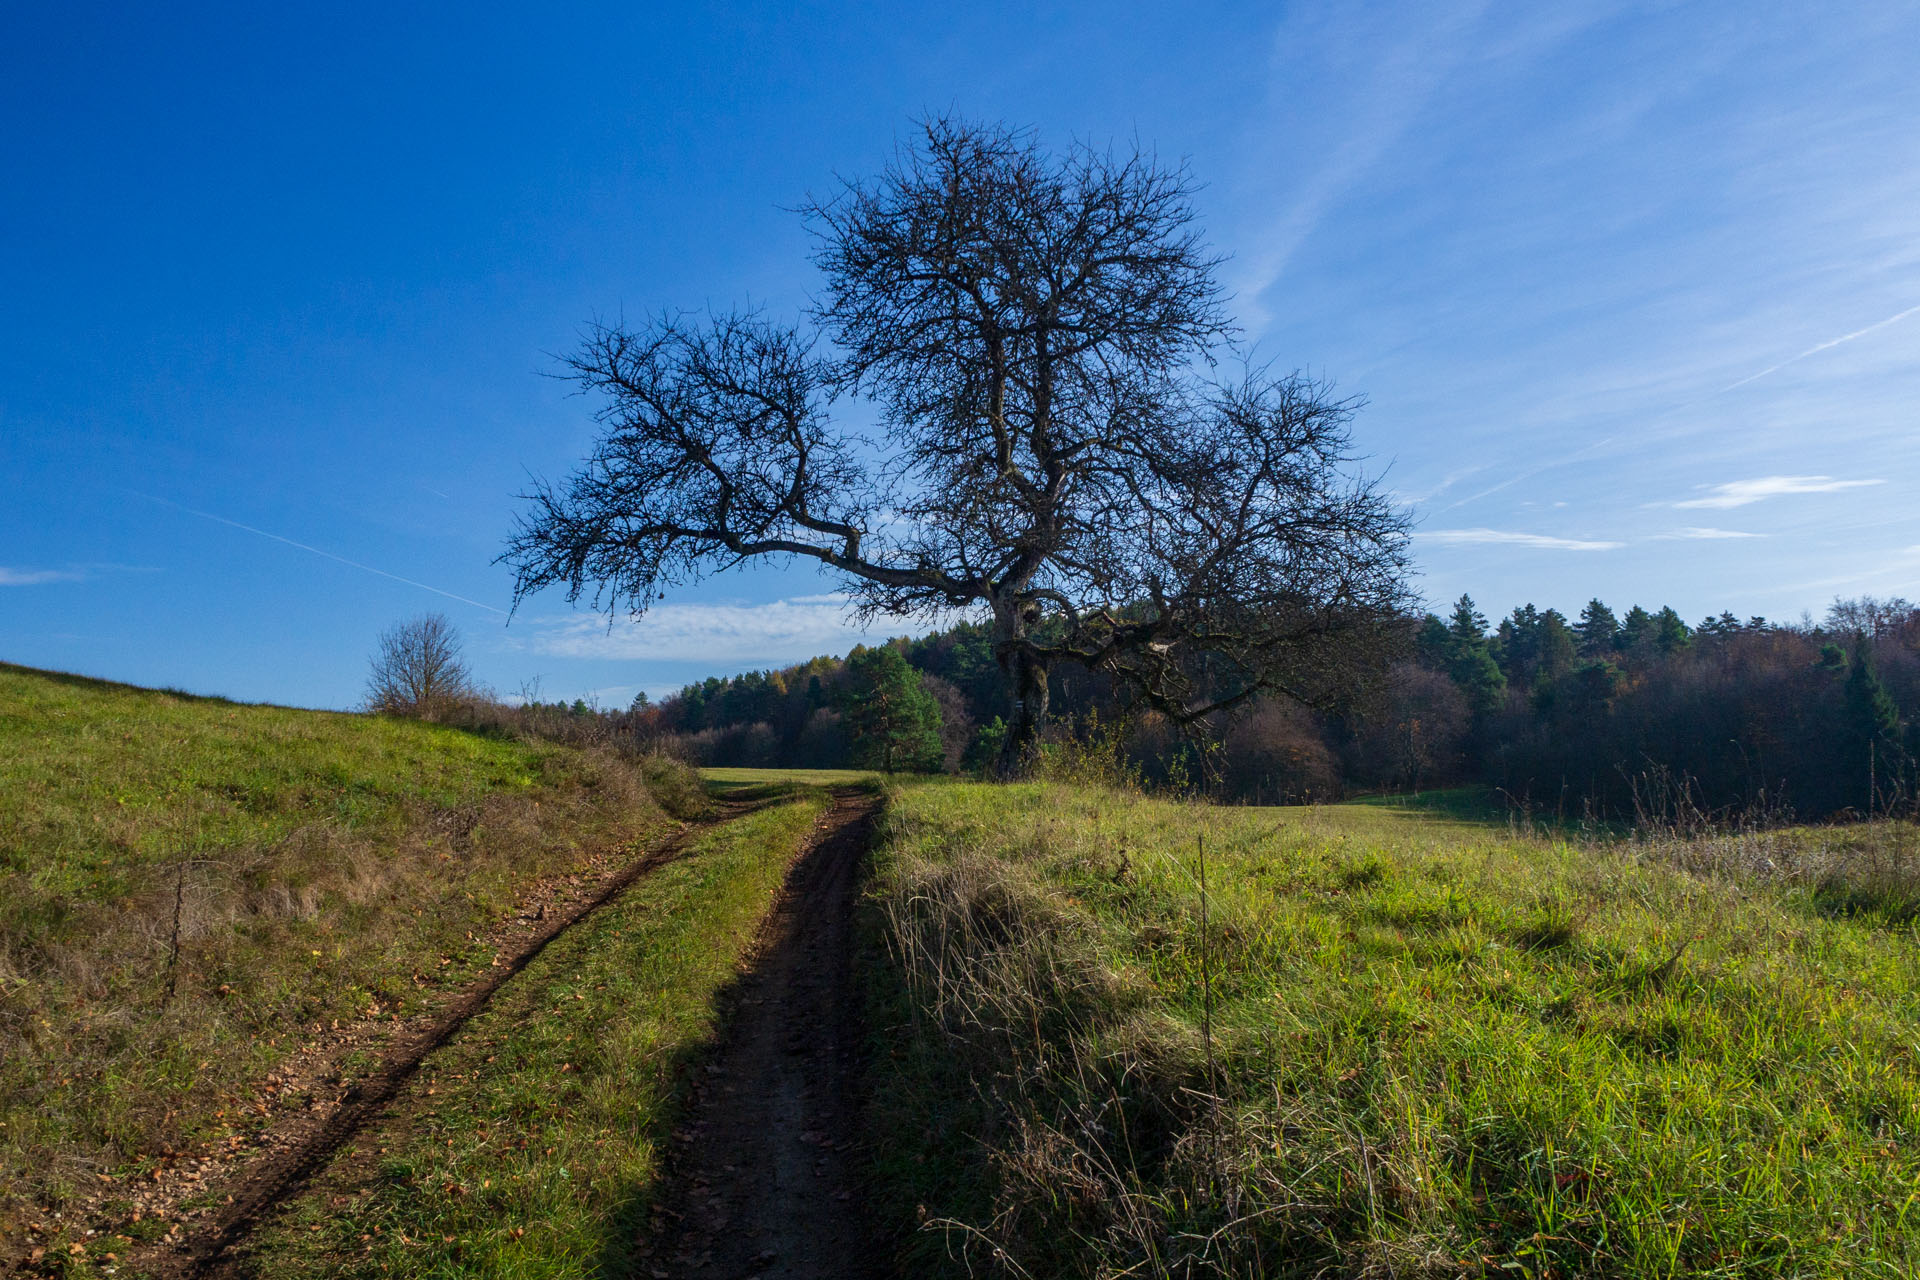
[1637,820,1920,924]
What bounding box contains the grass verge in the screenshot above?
[863,781,1920,1278]
[234,791,831,1278]
[0,663,702,1254]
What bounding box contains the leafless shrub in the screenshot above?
[1217,699,1342,804]
[1825,594,1918,642]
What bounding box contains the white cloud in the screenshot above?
[518,596,952,665]
[1654,527,1766,540]
[1419,528,1623,551]
[1673,475,1885,509]
[0,566,84,586]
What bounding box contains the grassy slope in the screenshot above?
[0,664,698,1243]
[864,781,1920,1278]
[242,791,831,1278]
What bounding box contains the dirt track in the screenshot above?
[636,789,883,1280]
[126,787,884,1280]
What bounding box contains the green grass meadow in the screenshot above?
[698,766,879,800]
[864,780,1920,1278]
[8,665,1918,1280]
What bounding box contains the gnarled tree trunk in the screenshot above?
[993,600,1051,774]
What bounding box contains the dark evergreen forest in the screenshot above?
[560,594,1919,821]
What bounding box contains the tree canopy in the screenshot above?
[503,117,1410,769]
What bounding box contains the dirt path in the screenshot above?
[636,789,884,1280]
[135,801,766,1280]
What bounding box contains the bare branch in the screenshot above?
[501,118,1411,771]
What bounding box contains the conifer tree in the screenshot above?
[1443,594,1506,715]
[1842,642,1906,812]
[1575,599,1618,657]
[841,644,945,772]
[1698,611,1741,639]
[1536,609,1577,681]
[1493,604,1576,686]
[1617,605,1655,655]
[1653,607,1692,655]
[1449,594,1490,645]
[1415,614,1454,670]
[1494,605,1539,680]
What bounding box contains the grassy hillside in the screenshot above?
[0,663,700,1243]
[239,792,833,1277]
[864,781,1920,1278]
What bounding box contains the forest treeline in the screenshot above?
[555,594,1919,821]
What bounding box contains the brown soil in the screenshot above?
[634,789,884,1280]
[124,801,759,1280]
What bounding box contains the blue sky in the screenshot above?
[4,1,1916,709]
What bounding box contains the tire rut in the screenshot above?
[139,800,765,1280]
[636,789,884,1280]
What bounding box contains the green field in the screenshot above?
[0,663,700,1251]
[699,765,880,798]
[863,781,1920,1277]
[7,691,1917,1278]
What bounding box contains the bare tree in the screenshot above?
[1826,595,1918,642]
[365,614,477,720]
[503,117,1411,771]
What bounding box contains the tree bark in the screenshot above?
[995,632,1050,776]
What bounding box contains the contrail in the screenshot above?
[135,493,509,615]
[1430,303,1917,519]
[1434,435,1616,514]
[1721,302,1920,393]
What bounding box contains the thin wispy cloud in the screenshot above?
[1420,528,1623,551]
[1673,476,1885,510]
[1234,3,1494,323]
[134,493,509,615]
[1434,437,1618,514]
[0,566,85,586]
[1720,302,1920,392]
[1392,463,1487,509]
[1654,527,1766,540]
[1752,556,1920,601]
[522,596,952,665]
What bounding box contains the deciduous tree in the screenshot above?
[365,614,477,720]
[501,118,1410,771]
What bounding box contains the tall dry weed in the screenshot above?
[880,846,1354,1277]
